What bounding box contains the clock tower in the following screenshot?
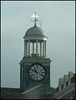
[20,13,51,92]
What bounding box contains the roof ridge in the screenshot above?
[21,84,42,94]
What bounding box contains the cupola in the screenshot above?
[23,13,47,58]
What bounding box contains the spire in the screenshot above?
[31,12,39,27]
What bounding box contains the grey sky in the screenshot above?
[1,1,75,88]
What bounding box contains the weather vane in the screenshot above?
[30,12,39,27]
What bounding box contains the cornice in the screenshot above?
[54,83,75,99]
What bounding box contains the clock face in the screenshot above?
[28,64,46,81]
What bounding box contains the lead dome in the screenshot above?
[23,26,47,41]
[25,26,46,37]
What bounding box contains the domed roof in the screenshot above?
[25,26,46,37]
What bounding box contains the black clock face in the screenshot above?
[28,64,46,81]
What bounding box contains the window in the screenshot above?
[46,91,52,95]
[62,84,63,89]
[66,81,68,86]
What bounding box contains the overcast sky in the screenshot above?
[1,1,75,88]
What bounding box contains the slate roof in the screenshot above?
[21,84,57,95]
[1,87,22,98]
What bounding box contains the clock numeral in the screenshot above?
[41,74,44,77]
[41,71,45,73]
[30,73,33,76]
